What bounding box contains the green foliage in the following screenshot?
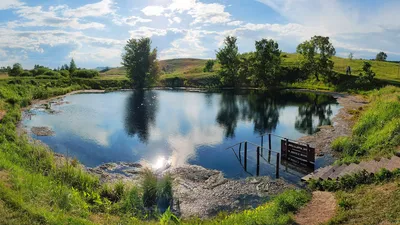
[250,39,282,87]
[333,86,400,163]
[69,58,77,73]
[122,38,160,88]
[8,63,23,77]
[159,207,180,225]
[308,168,400,192]
[203,60,215,72]
[376,51,387,61]
[194,190,310,225]
[296,35,336,81]
[157,174,173,212]
[141,168,158,208]
[216,36,241,87]
[356,61,376,87]
[71,69,99,78]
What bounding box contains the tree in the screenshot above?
[203,60,215,72]
[69,58,77,73]
[122,38,160,88]
[356,61,375,85]
[63,64,69,71]
[348,52,354,60]
[8,63,23,76]
[216,36,241,87]
[250,39,281,87]
[296,36,336,81]
[376,52,387,61]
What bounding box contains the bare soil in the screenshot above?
[0,110,5,121]
[294,191,337,225]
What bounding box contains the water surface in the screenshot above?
[24,90,341,181]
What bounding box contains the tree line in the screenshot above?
[122,35,382,89]
[4,58,99,78]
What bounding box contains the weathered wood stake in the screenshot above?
[244,142,248,171]
[276,153,280,178]
[256,147,260,176]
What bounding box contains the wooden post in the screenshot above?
[285,138,289,160]
[239,142,242,162]
[276,153,280,178]
[256,147,260,176]
[261,136,264,156]
[268,133,272,150]
[244,142,247,171]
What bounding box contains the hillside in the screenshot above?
[99,55,400,84]
[100,58,215,80]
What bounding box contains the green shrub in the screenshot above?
[141,168,158,208]
[72,69,99,78]
[157,173,173,212]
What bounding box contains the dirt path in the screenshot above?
[294,191,337,225]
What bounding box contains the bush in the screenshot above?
[72,69,99,78]
[141,168,158,208]
[44,70,61,77]
[20,71,32,77]
[59,70,70,77]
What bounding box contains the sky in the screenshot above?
[1,0,400,69]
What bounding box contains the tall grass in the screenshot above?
[332,86,400,163]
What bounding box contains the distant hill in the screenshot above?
[100,58,213,79]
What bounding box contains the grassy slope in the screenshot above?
[282,53,400,83]
[100,58,217,81]
[328,180,400,224]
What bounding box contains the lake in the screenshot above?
[24,90,341,181]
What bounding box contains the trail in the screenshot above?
[294,191,337,225]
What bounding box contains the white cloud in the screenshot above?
[142,0,231,25]
[8,6,105,30]
[160,30,210,59]
[0,0,22,10]
[142,5,165,16]
[168,16,182,25]
[257,0,400,58]
[63,0,115,18]
[188,2,231,25]
[227,20,243,26]
[129,27,168,38]
[113,16,152,26]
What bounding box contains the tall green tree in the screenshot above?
[216,36,241,87]
[122,38,160,88]
[8,63,23,76]
[376,52,387,61]
[203,60,215,72]
[296,36,336,81]
[250,39,281,87]
[69,58,77,73]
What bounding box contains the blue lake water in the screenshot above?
[24,90,341,181]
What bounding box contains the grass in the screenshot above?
[0,73,8,79]
[282,53,400,84]
[330,86,400,164]
[328,180,400,224]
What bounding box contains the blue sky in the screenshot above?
[1,0,400,69]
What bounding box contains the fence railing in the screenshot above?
[226,141,281,178]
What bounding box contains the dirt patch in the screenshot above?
[294,191,337,225]
[0,170,12,189]
[31,127,54,136]
[0,110,5,121]
[298,92,368,155]
[169,165,293,219]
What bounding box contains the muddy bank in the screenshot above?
[296,90,368,155]
[168,165,292,219]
